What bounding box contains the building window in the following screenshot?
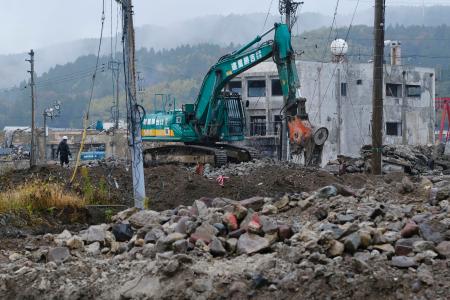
[250,116,266,136]
[271,79,283,96]
[248,80,266,97]
[386,122,402,136]
[386,83,402,97]
[229,81,242,94]
[406,85,421,97]
[357,79,363,85]
[341,82,347,97]
[274,115,282,135]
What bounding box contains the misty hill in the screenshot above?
[2,23,450,128]
[4,5,450,89]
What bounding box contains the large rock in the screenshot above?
[54,230,72,246]
[112,223,134,242]
[391,256,418,268]
[328,240,345,257]
[435,241,450,258]
[192,200,208,218]
[419,220,447,244]
[237,233,269,255]
[395,238,421,256]
[47,247,70,263]
[144,228,165,244]
[66,236,84,250]
[190,223,218,244]
[86,242,101,255]
[80,225,107,244]
[209,237,227,257]
[401,221,419,238]
[239,197,265,211]
[128,210,162,228]
[260,216,278,234]
[343,232,361,254]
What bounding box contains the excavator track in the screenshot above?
[143,144,260,167]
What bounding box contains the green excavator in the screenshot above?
[141,22,328,167]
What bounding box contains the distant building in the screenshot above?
[232,60,435,163]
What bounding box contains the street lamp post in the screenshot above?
[43,101,61,160]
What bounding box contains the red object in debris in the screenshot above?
[223,212,238,231]
[400,221,419,238]
[195,163,204,176]
[247,213,262,233]
[216,175,229,187]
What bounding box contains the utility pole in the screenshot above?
[26,50,36,167]
[371,0,385,175]
[117,0,146,209]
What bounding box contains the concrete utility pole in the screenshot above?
[26,50,36,167]
[371,0,385,175]
[117,0,146,209]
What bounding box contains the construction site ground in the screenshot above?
[0,160,449,299]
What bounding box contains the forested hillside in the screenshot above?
[2,24,450,128]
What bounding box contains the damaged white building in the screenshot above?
[232,53,435,163]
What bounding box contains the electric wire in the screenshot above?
[70,0,106,184]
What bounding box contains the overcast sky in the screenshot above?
[0,0,446,55]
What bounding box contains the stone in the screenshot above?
[395,238,421,256]
[417,264,434,285]
[8,252,23,262]
[192,200,208,218]
[413,241,435,253]
[343,232,361,254]
[435,241,450,258]
[229,281,248,297]
[112,207,139,222]
[298,198,312,210]
[112,223,134,242]
[336,214,355,224]
[228,228,246,239]
[233,204,248,221]
[213,223,227,236]
[401,221,419,238]
[391,256,418,268]
[278,225,293,240]
[239,196,265,211]
[225,238,238,253]
[274,195,290,210]
[316,185,338,199]
[86,242,101,255]
[261,204,278,215]
[419,220,447,244]
[173,239,188,254]
[128,210,162,228]
[134,239,145,247]
[80,225,107,244]
[401,176,415,193]
[319,223,344,239]
[190,223,218,244]
[359,231,372,248]
[142,243,156,258]
[144,228,165,244]
[223,212,238,231]
[265,233,279,244]
[260,216,278,234]
[164,232,186,244]
[47,247,70,263]
[373,244,395,253]
[328,240,345,257]
[55,230,72,246]
[247,213,262,233]
[174,217,190,234]
[209,237,227,256]
[66,236,84,250]
[155,238,170,253]
[237,233,270,255]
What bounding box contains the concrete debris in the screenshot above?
[1,159,450,299]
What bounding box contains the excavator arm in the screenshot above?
[193,23,328,165]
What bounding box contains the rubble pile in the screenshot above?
[0,172,449,299]
[326,144,450,175]
[201,158,276,178]
[0,145,30,161]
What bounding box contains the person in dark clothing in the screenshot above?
[57,136,72,167]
